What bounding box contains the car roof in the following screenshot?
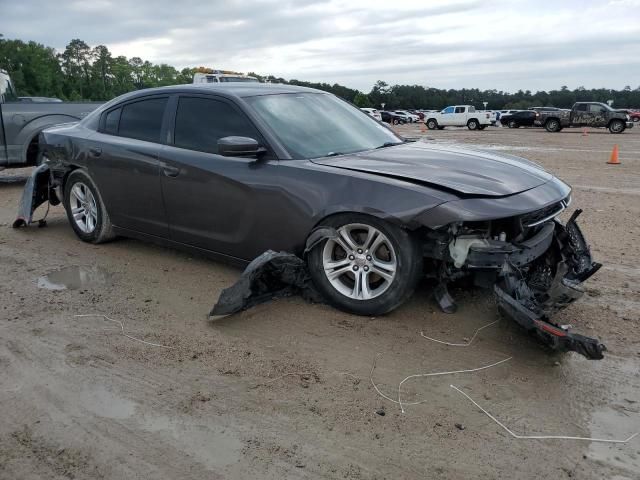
[120,82,325,101]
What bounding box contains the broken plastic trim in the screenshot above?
[494,210,605,359]
[12,164,59,228]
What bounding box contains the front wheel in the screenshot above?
[64,169,116,244]
[426,119,438,130]
[392,118,399,125]
[307,214,422,316]
[545,119,561,132]
[508,120,518,128]
[609,119,625,134]
[467,119,479,130]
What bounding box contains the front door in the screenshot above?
[159,95,280,260]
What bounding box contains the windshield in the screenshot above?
[0,72,19,102]
[246,93,401,159]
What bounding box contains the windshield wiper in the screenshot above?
[326,151,344,157]
[376,142,403,149]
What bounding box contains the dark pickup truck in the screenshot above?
[1,69,101,170]
[537,102,633,133]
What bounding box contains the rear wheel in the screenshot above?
[508,120,518,128]
[307,214,421,316]
[63,170,116,244]
[609,119,625,134]
[392,118,399,125]
[426,119,438,130]
[467,119,479,130]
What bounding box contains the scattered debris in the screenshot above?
[74,314,174,349]
[252,372,315,389]
[209,251,323,316]
[455,423,465,430]
[450,385,639,444]
[375,408,386,416]
[420,321,499,347]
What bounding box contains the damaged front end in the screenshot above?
[429,206,604,360]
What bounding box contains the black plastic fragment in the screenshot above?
[210,250,323,316]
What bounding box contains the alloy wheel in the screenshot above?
[322,223,397,300]
[69,182,98,233]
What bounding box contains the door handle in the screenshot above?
[162,165,180,177]
[89,147,102,157]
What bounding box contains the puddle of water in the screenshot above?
[142,415,243,470]
[75,385,137,420]
[586,358,640,477]
[37,266,110,290]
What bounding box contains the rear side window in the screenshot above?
[575,104,588,112]
[118,97,168,143]
[104,108,121,135]
[454,107,465,113]
[174,97,261,154]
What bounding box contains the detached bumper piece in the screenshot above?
[13,164,59,228]
[494,210,605,360]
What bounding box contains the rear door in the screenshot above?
[88,95,169,237]
[452,106,466,125]
[159,94,281,260]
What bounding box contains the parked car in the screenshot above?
[33,83,604,359]
[0,69,101,170]
[499,109,521,116]
[615,108,640,122]
[425,105,492,130]
[380,111,407,125]
[501,110,539,128]
[393,110,418,123]
[528,106,563,112]
[360,107,382,121]
[537,102,633,133]
[408,110,425,120]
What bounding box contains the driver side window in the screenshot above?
[443,107,454,114]
[174,97,265,155]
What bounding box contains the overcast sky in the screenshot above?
[3,0,640,92]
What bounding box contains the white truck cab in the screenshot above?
[192,68,259,84]
[425,105,491,130]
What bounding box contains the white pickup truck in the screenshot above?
[425,105,492,130]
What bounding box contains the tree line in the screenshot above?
[2,35,639,109]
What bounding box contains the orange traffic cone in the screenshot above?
[607,145,620,165]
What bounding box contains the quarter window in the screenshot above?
[118,97,168,143]
[174,97,261,154]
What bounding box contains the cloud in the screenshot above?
[2,0,639,91]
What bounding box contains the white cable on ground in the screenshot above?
[398,357,512,413]
[370,354,432,407]
[450,384,639,444]
[74,314,174,349]
[420,320,499,347]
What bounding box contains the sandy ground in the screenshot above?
[1,125,639,479]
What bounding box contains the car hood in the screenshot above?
[311,141,552,197]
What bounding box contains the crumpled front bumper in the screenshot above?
[491,210,604,359]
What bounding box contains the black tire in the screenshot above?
[392,118,399,125]
[633,117,639,123]
[426,119,438,130]
[307,213,422,316]
[545,119,561,132]
[508,120,518,128]
[63,169,116,244]
[609,119,625,134]
[467,119,479,130]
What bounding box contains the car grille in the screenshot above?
[520,195,571,227]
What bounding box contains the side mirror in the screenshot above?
[217,136,266,158]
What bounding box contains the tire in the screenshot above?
[426,119,438,130]
[307,214,422,316]
[467,119,479,130]
[633,117,639,123]
[545,119,561,132]
[63,169,116,244]
[508,120,518,128]
[392,118,399,125]
[609,119,625,134]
